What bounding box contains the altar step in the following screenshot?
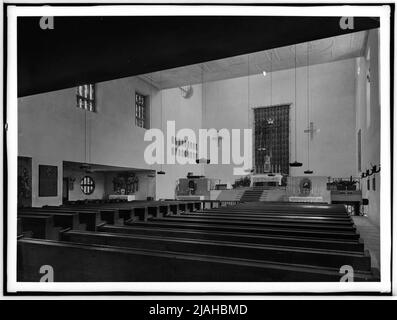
[241,187,268,202]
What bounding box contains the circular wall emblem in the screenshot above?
[80,176,95,195]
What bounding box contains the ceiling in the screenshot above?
[17,16,379,97]
[64,161,154,173]
[140,30,368,89]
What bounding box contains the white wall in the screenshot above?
[154,85,204,199]
[355,29,380,226]
[203,58,358,186]
[18,77,203,205]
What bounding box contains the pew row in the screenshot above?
[99,224,365,252]
[62,230,372,271]
[18,238,376,282]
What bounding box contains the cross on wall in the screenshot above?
[304,122,320,140]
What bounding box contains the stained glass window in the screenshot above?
[80,176,95,195]
[254,105,290,175]
[135,92,147,128]
[77,84,95,112]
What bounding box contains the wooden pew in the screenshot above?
[126,220,360,240]
[52,206,123,226]
[99,224,365,252]
[18,215,61,240]
[198,208,349,217]
[19,208,103,231]
[62,230,372,272]
[60,201,180,222]
[18,210,85,231]
[148,216,356,233]
[17,238,376,282]
[213,203,348,213]
[175,212,354,226]
[234,202,347,211]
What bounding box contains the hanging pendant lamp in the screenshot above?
[196,64,210,164]
[304,42,314,174]
[290,44,303,168]
[244,54,255,173]
[80,92,92,173]
[157,72,166,175]
[268,50,276,177]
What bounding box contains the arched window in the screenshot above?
[80,176,95,195]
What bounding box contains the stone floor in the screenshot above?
[352,215,380,271]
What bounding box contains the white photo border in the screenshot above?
[5,3,392,294]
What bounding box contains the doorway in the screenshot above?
[63,178,69,204]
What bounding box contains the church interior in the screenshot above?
[15,16,382,282]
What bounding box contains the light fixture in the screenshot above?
[304,42,314,175]
[157,71,166,175]
[361,172,366,179]
[80,163,91,170]
[80,90,92,173]
[247,54,251,134]
[80,163,93,173]
[371,164,380,174]
[196,158,211,164]
[266,50,283,172]
[290,44,303,168]
[147,172,156,178]
[196,64,210,165]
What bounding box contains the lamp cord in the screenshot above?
[307,42,310,169]
[201,65,204,161]
[84,99,87,164]
[160,72,163,171]
[247,54,250,128]
[270,50,273,107]
[294,44,298,161]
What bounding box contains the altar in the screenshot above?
[109,194,136,202]
[250,173,283,187]
[288,196,324,203]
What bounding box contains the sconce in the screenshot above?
[361,164,380,179]
[371,164,381,174]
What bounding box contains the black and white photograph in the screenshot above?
[3,1,393,296]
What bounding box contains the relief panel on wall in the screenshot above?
[18,157,32,207]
